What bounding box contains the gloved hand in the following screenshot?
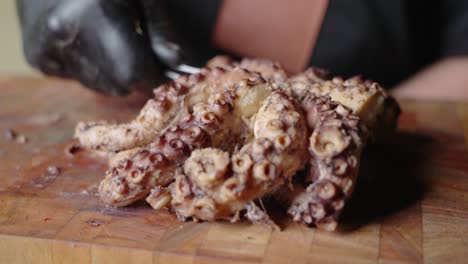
[17,0,180,95]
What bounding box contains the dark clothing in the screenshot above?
[166,0,468,87]
[17,0,468,94]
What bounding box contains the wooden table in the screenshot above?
[1,76,467,264]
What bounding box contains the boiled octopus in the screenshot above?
[237,59,400,230]
[170,90,307,223]
[74,56,400,231]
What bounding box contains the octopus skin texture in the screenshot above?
[233,57,399,137]
[288,69,401,137]
[286,69,399,230]
[74,56,400,231]
[75,80,190,152]
[170,91,308,223]
[75,64,266,153]
[287,95,365,230]
[218,57,400,230]
[99,73,273,207]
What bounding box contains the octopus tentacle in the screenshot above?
[239,58,399,133]
[237,58,288,81]
[284,71,399,230]
[287,96,365,230]
[146,186,172,210]
[98,93,236,206]
[206,56,287,82]
[75,66,266,152]
[99,75,273,207]
[74,81,189,152]
[237,59,399,230]
[205,55,234,69]
[170,91,308,223]
[289,70,400,136]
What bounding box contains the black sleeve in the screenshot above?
[440,0,468,57]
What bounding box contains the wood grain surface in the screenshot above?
[0,76,467,264]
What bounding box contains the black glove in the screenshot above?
[17,0,177,95]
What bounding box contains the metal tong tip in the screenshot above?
[164,64,201,80]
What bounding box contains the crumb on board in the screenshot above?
[85,219,105,227]
[3,128,28,144]
[46,166,62,176]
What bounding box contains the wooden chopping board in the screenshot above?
[0,76,467,264]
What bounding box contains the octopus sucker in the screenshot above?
[170,91,308,223]
[75,56,400,231]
